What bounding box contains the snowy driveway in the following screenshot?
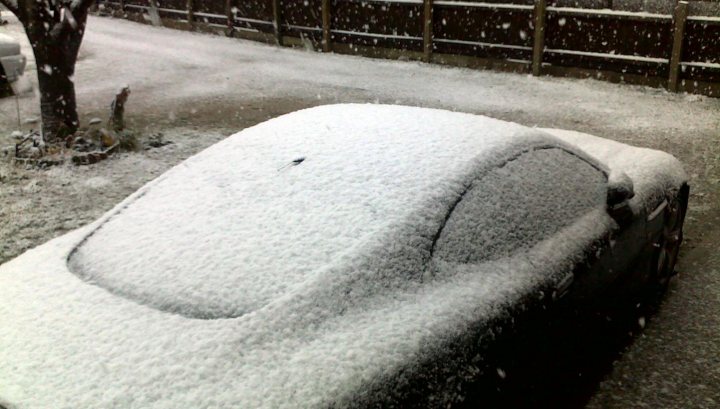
[1,12,720,409]
[3,13,719,135]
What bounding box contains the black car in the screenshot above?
[0,104,688,408]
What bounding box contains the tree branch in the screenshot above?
[0,0,20,17]
[70,0,95,14]
[48,5,80,41]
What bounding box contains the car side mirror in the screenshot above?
[607,171,635,225]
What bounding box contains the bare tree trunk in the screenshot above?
[36,56,80,141]
[22,2,88,143]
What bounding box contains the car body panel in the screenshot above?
[0,105,688,408]
[0,33,25,82]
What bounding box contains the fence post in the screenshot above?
[531,0,547,76]
[322,0,331,52]
[668,1,688,93]
[148,0,162,26]
[423,0,433,62]
[187,0,194,26]
[226,0,234,36]
[272,0,283,45]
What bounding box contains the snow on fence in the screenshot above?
[100,0,720,97]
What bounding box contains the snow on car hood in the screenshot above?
[68,104,564,319]
[0,105,687,408]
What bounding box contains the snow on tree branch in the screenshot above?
[49,5,81,39]
[62,6,79,30]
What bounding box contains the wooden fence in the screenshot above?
[100,0,720,97]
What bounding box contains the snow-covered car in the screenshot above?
[0,104,688,408]
[0,33,26,84]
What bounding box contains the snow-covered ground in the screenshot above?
[1,11,719,408]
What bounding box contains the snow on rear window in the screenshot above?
[433,148,606,264]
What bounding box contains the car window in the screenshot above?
[433,148,607,264]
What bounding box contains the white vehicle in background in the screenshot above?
[0,32,26,88]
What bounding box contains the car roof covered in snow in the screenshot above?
[0,104,687,408]
[68,104,606,319]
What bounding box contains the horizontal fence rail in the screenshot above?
[100,0,720,97]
